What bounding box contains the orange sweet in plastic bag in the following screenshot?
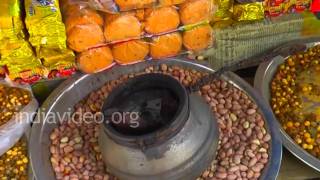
[65,9,104,33]
[150,33,183,59]
[67,24,105,52]
[179,0,211,25]
[104,13,143,42]
[183,24,212,51]
[145,6,180,34]
[112,40,149,64]
[77,46,114,73]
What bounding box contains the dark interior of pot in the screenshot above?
[102,73,189,147]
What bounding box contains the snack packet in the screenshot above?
[24,0,76,81]
[233,2,265,21]
[25,0,67,52]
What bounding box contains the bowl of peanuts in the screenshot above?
[29,58,282,180]
[255,42,320,172]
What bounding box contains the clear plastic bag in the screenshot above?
[69,0,189,13]
[0,82,38,156]
[75,24,214,73]
[61,0,215,73]
[62,0,216,44]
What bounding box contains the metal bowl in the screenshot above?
[29,58,282,180]
[254,42,320,172]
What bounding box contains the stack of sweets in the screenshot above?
[25,0,75,78]
[0,0,43,83]
[61,0,215,73]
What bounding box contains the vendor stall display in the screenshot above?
[1,0,320,179]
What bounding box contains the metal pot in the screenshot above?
[99,73,218,180]
[254,42,320,172]
[29,58,282,180]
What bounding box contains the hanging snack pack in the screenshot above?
[24,0,76,79]
[233,2,265,21]
[61,0,216,73]
[264,0,312,17]
[0,0,43,83]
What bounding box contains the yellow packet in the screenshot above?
[25,0,67,53]
[233,2,265,21]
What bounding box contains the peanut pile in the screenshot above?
[50,64,271,180]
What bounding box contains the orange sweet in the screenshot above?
[104,14,142,42]
[67,24,105,52]
[183,24,212,51]
[150,33,182,59]
[179,0,211,25]
[77,47,114,74]
[112,40,149,64]
[145,6,180,34]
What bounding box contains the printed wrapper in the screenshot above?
[61,0,216,52]
[264,0,312,17]
[46,60,76,79]
[0,42,39,65]
[77,23,214,73]
[0,0,25,40]
[25,0,68,53]
[233,2,265,21]
[68,0,188,13]
[1,42,43,83]
[6,64,44,84]
[39,48,75,67]
[284,0,311,13]
[0,18,25,41]
[0,0,28,56]
[212,0,234,21]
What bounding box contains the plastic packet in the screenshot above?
[24,0,67,52]
[61,0,215,73]
[1,41,44,84]
[0,82,38,156]
[61,0,216,47]
[68,0,188,13]
[213,0,234,21]
[264,0,312,17]
[22,0,76,83]
[233,2,265,21]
